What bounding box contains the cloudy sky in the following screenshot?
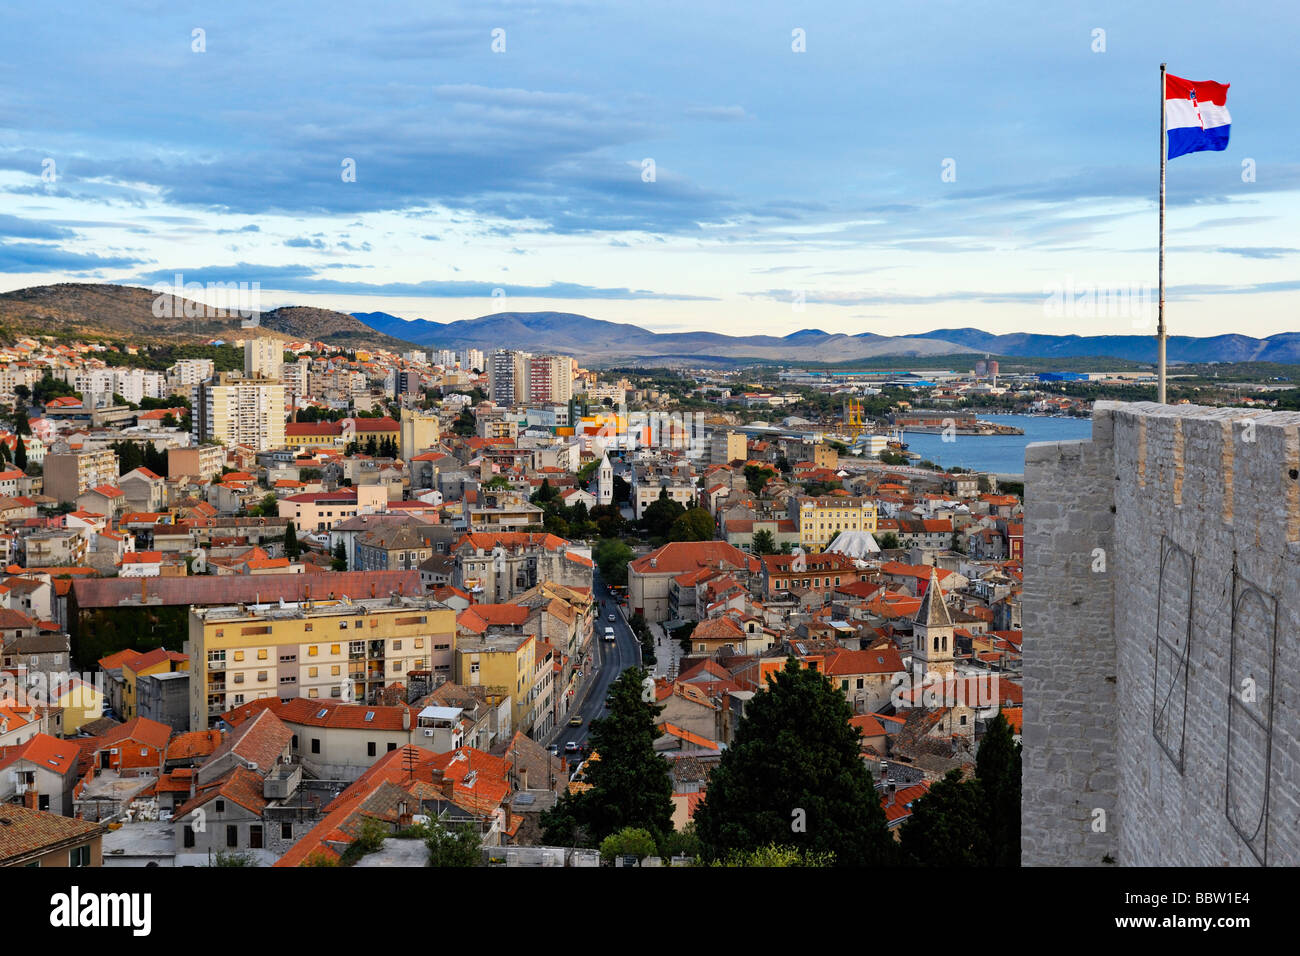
[1,1,1296,339]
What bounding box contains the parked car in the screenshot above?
[564,741,580,753]
[608,613,616,622]
[547,743,559,756]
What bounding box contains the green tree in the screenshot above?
[642,490,685,539]
[744,464,776,494]
[898,769,993,867]
[875,532,900,550]
[211,850,257,867]
[425,822,483,867]
[283,520,300,560]
[331,540,349,572]
[13,434,26,471]
[250,493,279,517]
[540,667,674,847]
[751,529,777,555]
[693,657,896,866]
[976,713,1022,867]
[452,409,476,437]
[668,506,715,542]
[711,844,835,867]
[598,826,659,863]
[594,537,633,586]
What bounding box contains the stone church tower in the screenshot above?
[911,567,955,681]
[597,452,613,506]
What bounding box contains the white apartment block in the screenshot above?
[192,374,287,450]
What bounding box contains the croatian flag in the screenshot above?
[1166,73,1230,159]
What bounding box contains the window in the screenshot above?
[257,649,268,660]
[233,673,244,684]
[281,822,293,840]
[311,739,320,753]
[393,661,401,672]
[233,651,244,662]
[304,623,313,632]
[340,621,348,629]
[249,825,263,849]
[308,688,319,698]
[414,638,424,649]
[960,714,968,726]
[292,735,298,750]
[331,665,340,676]
[857,678,864,690]
[227,826,238,848]
[308,666,318,678]
[308,646,318,657]
[331,686,341,698]
[258,671,268,682]
[841,680,849,691]
[367,742,376,757]
[215,800,225,813]
[184,826,195,848]
[387,742,397,752]
[392,640,401,651]
[331,645,340,655]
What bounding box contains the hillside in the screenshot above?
[0,284,417,352]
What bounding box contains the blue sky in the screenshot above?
[1,1,1296,338]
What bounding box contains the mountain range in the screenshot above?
[353,309,1300,365]
[0,284,1296,366]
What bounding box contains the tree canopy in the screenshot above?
[693,657,896,866]
[540,667,675,849]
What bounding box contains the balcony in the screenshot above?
[207,682,226,693]
[208,659,226,671]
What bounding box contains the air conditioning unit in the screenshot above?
[423,729,434,737]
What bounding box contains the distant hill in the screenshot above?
[352,311,958,363]
[0,284,418,352]
[353,309,1300,365]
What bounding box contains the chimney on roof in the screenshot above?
[885,783,897,807]
[402,708,411,731]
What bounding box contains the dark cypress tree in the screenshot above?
[12,435,25,471]
[899,769,993,866]
[694,657,897,866]
[540,667,675,848]
[283,520,300,560]
[976,712,1022,866]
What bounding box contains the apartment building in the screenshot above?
[191,373,287,451]
[454,632,541,736]
[708,429,748,466]
[526,354,574,404]
[167,443,226,480]
[187,595,457,728]
[793,495,879,551]
[44,449,119,504]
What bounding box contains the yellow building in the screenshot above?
[454,633,538,735]
[53,677,105,735]
[795,495,879,551]
[186,596,457,730]
[122,649,189,721]
[399,408,441,458]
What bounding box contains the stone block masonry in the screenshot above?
[1024,401,1300,866]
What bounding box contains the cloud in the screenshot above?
[0,242,144,273]
[127,264,718,300]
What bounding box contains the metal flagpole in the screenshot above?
[1158,63,1168,404]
